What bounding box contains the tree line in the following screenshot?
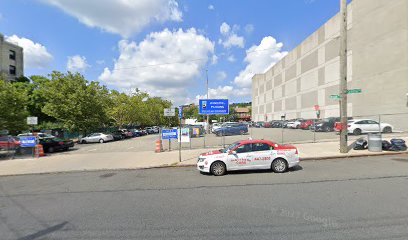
[0,71,178,135]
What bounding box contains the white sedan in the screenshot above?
[197,139,300,176]
[79,133,114,144]
[347,119,393,135]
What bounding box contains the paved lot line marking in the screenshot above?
[127,147,134,150]
[88,149,97,152]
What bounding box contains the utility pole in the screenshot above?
[339,0,348,153]
[206,69,210,134]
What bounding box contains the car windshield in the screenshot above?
[219,142,241,153]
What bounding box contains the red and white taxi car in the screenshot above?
[197,139,299,176]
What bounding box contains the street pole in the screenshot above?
[339,0,348,153]
[206,69,210,133]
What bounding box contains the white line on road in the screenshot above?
[88,149,97,152]
[127,147,134,149]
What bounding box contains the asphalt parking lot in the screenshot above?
[1,154,408,240]
[55,127,408,155]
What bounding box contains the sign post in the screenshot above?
[178,106,183,162]
[163,108,175,150]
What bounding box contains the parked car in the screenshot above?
[213,123,248,136]
[119,129,133,138]
[145,127,158,134]
[263,121,274,128]
[313,117,340,132]
[272,120,285,128]
[211,123,222,133]
[347,119,393,135]
[39,137,74,153]
[197,139,299,176]
[79,133,114,144]
[334,117,354,132]
[300,119,318,130]
[18,132,55,139]
[286,120,297,129]
[110,131,124,141]
[0,135,20,157]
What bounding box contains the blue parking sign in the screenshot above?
[199,99,229,115]
[20,136,37,147]
[161,129,178,140]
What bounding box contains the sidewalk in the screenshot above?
[0,137,406,176]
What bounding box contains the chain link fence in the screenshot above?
[160,112,408,151]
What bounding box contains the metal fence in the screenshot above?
[161,112,408,150]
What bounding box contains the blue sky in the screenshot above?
[0,0,343,105]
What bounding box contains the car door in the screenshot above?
[354,120,369,133]
[227,143,253,170]
[89,133,100,143]
[366,120,380,132]
[251,143,274,169]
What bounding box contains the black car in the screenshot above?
[39,137,74,153]
[110,131,124,141]
[313,117,340,132]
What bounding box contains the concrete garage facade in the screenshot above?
[0,34,24,82]
[252,0,408,122]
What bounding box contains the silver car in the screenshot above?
[80,133,113,144]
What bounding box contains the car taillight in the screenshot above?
[59,141,64,145]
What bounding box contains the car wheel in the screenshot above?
[48,147,55,153]
[383,127,392,133]
[99,139,104,143]
[271,158,288,173]
[81,140,87,144]
[325,126,331,132]
[239,130,245,135]
[353,128,362,135]
[210,161,226,176]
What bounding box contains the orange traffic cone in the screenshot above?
[155,139,163,153]
[36,144,45,157]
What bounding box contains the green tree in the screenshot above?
[0,78,29,133]
[41,71,111,134]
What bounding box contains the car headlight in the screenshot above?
[198,157,205,162]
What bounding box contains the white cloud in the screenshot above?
[98,28,214,105]
[211,55,218,64]
[219,22,245,49]
[195,85,251,103]
[234,36,287,88]
[245,24,254,34]
[5,35,53,69]
[222,33,244,48]
[208,5,214,10]
[216,71,227,81]
[227,55,236,62]
[220,22,230,35]
[42,0,183,37]
[67,55,90,72]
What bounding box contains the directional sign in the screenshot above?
[20,136,37,148]
[27,116,38,125]
[347,89,362,94]
[178,106,183,119]
[161,129,178,140]
[199,99,229,115]
[330,95,341,100]
[163,108,175,117]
